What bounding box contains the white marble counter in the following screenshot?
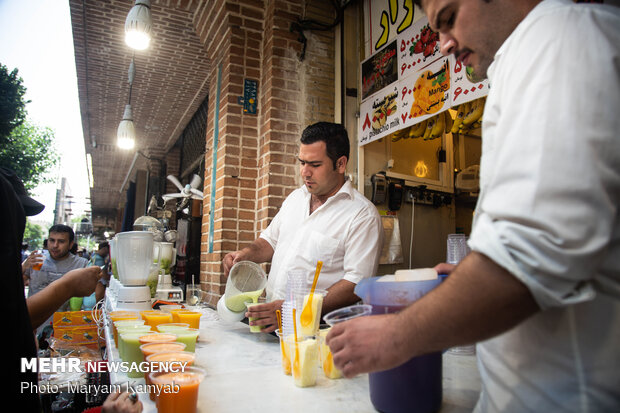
[106,307,481,412]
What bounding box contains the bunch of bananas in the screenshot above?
[391,96,486,142]
[450,97,486,135]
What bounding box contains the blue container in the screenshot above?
[355,276,443,413]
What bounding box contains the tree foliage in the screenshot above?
[0,122,60,191]
[0,63,29,145]
[23,219,46,250]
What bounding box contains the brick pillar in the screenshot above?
[193,0,336,306]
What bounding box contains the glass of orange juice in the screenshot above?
[142,311,173,329]
[149,365,204,411]
[175,310,201,329]
[146,351,196,401]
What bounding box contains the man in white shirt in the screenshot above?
[327,1,620,412]
[222,122,383,333]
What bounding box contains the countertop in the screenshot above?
[105,307,481,412]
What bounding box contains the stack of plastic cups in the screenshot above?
[281,270,309,339]
[446,233,476,356]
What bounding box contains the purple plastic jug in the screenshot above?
[354,276,443,413]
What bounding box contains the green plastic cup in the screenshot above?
[174,328,200,352]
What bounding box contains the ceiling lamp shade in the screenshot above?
[125,0,152,50]
[117,104,136,150]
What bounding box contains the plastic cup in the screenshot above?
[318,327,342,379]
[145,351,196,401]
[31,250,44,271]
[149,366,205,413]
[109,311,140,346]
[174,328,200,352]
[274,331,291,375]
[113,319,146,347]
[140,342,187,361]
[119,332,150,378]
[117,325,151,353]
[170,308,188,323]
[286,336,319,387]
[159,304,183,314]
[156,323,190,333]
[294,289,327,337]
[175,310,201,329]
[138,333,178,346]
[245,300,265,333]
[69,297,83,311]
[323,304,373,326]
[142,311,173,329]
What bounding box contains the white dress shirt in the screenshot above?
[468,1,620,411]
[260,179,383,301]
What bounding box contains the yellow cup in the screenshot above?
[175,310,201,329]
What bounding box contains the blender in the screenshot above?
[154,241,184,302]
[111,231,154,312]
[217,261,267,323]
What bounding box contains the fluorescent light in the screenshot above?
[86,153,94,188]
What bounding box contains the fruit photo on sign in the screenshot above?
[411,23,439,59]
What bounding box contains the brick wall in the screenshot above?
[193,0,336,306]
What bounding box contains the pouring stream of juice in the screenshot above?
[300,261,323,327]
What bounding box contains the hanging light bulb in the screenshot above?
[117,59,137,149]
[125,0,152,50]
[117,104,136,149]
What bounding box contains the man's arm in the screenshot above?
[222,238,274,277]
[27,267,102,328]
[323,279,360,315]
[326,251,539,377]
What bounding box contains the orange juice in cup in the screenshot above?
[170,308,187,323]
[146,352,197,402]
[175,310,201,329]
[138,333,178,346]
[140,341,186,361]
[143,311,173,329]
[150,366,205,413]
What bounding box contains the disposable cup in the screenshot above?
[286,336,319,387]
[142,311,173,329]
[174,328,200,352]
[119,332,150,378]
[156,323,190,333]
[149,366,205,413]
[245,300,266,333]
[109,311,140,346]
[140,341,186,361]
[116,325,151,352]
[113,319,146,347]
[170,309,189,323]
[294,289,327,337]
[159,304,183,314]
[323,304,373,326]
[318,327,342,379]
[274,331,291,375]
[145,350,195,401]
[138,333,178,346]
[175,310,201,329]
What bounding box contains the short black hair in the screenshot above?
[300,122,350,169]
[49,224,75,242]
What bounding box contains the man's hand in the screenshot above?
[325,313,407,378]
[22,251,44,272]
[222,251,242,277]
[246,299,284,334]
[60,266,103,297]
[102,391,142,413]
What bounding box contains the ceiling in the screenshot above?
[68,0,211,234]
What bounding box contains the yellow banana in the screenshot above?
[409,119,428,138]
[429,113,444,139]
[463,98,484,126]
[423,117,434,140]
[451,102,469,134]
[444,110,454,134]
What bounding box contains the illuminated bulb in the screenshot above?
[125,0,152,50]
[117,105,136,150]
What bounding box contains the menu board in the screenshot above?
[358,13,489,146]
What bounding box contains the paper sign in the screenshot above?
[397,16,442,81]
[399,57,451,129]
[359,84,400,146]
[361,40,399,102]
[450,56,489,106]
